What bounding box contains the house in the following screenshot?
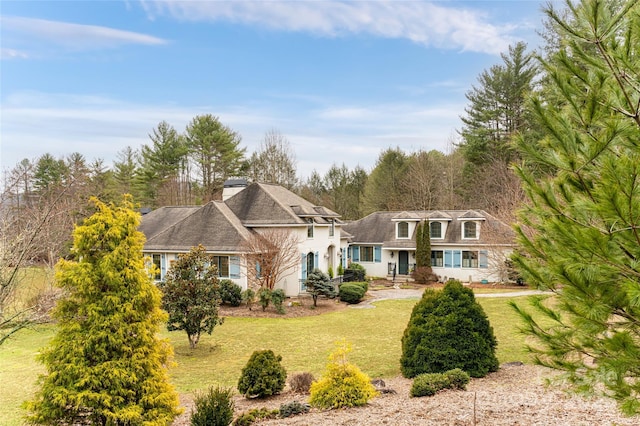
[342,210,515,283]
[138,181,347,296]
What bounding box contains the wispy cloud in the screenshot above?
[1,91,463,177]
[0,48,29,60]
[138,0,517,55]
[1,16,167,55]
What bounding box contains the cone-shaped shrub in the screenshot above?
[400,280,498,378]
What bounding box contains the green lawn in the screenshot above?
[0,294,547,426]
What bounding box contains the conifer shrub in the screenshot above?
[445,368,471,390]
[288,372,315,394]
[278,401,310,418]
[190,386,234,426]
[241,289,255,309]
[338,283,366,304]
[271,289,286,314]
[219,280,242,307]
[309,340,377,409]
[400,280,498,378]
[410,369,471,397]
[305,269,337,307]
[257,288,271,311]
[237,350,287,398]
[232,408,279,426]
[410,372,449,397]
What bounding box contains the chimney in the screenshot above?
[222,178,248,201]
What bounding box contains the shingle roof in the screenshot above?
[343,210,514,248]
[138,206,201,241]
[142,201,252,252]
[225,182,340,226]
[140,182,342,253]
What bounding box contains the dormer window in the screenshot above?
[307,218,314,238]
[329,219,335,237]
[397,221,409,239]
[430,222,442,239]
[463,221,478,239]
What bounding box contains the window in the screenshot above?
[430,222,442,239]
[462,251,479,268]
[152,254,161,280]
[329,219,335,237]
[307,218,314,238]
[463,221,477,239]
[431,250,443,267]
[212,256,230,277]
[397,221,409,238]
[360,246,374,262]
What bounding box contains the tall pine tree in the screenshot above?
[26,196,181,425]
[512,0,640,416]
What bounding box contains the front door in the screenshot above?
[399,250,409,275]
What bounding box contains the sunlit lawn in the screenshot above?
[0,293,549,426]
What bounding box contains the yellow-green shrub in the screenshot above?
[309,340,377,409]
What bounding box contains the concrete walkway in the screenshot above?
[351,287,550,309]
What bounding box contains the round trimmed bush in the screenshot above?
[339,283,365,304]
[400,280,499,378]
[237,350,287,398]
[219,279,242,307]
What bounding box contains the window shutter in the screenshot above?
[374,246,381,263]
[160,254,166,277]
[352,246,360,262]
[453,250,462,268]
[314,251,319,269]
[444,250,452,268]
[301,253,307,280]
[479,250,488,268]
[230,256,240,278]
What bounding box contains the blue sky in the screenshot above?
[1,0,549,179]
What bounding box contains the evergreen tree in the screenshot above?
[159,245,223,349]
[138,121,190,207]
[185,114,246,202]
[512,0,640,416]
[415,221,430,268]
[401,280,498,378]
[25,196,181,425]
[362,147,408,214]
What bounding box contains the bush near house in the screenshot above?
[343,263,366,282]
[219,280,242,307]
[305,269,337,307]
[237,350,287,398]
[400,280,499,378]
[339,283,366,304]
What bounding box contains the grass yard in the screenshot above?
[0,294,548,426]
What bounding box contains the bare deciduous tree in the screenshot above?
[241,229,300,291]
[246,129,298,189]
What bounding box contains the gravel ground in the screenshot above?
[174,364,638,426]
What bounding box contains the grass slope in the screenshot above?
[0,294,547,426]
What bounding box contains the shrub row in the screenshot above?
[410,368,470,397]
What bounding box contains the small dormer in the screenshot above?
[458,210,486,240]
[392,211,421,240]
[427,211,452,240]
